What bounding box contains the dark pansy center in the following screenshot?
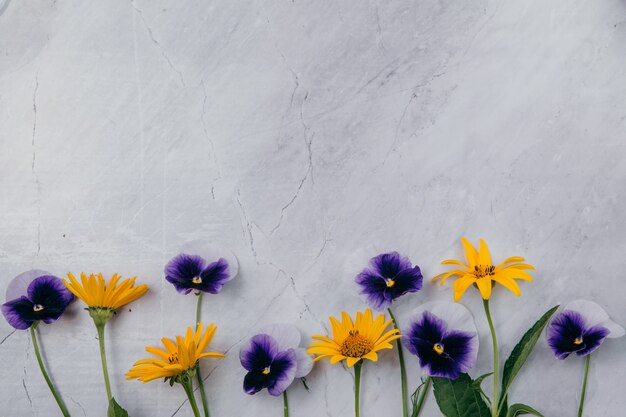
[473,265,495,279]
[385,278,396,288]
[574,336,583,345]
[192,276,202,284]
[262,366,271,375]
[341,330,373,357]
[433,343,444,355]
[33,304,44,312]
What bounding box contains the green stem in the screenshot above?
[483,300,499,417]
[412,377,431,417]
[30,325,71,417]
[196,292,203,328]
[388,308,408,417]
[195,293,210,417]
[95,323,113,402]
[182,378,202,417]
[283,390,289,417]
[578,355,591,417]
[354,361,362,417]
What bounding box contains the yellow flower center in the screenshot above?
[192,276,202,284]
[168,352,179,364]
[433,343,444,355]
[574,337,583,345]
[386,279,395,288]
[341,330,373,358]
[262,366,271,375]
[33,304,44,312]
[473,265,496,279]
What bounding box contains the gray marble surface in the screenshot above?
[1,0,626,416]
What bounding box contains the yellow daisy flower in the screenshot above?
[432,237,535,301]
[126,322,224,383]
[63,272,149,310]
[307,308,400,368]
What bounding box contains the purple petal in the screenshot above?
[2,275,74,329]
[402,311,475,379]
[28,275,74,305]
[356,253,422,310]
[548,311,587,360]
[197,258,230,294]
[356,270,391,310]
[258,323,301,352]
[371,252,412,278]
[402,311,446,357]
[240,334,279,372]
[5,270,50,301]
[1,296,35,329]
[576,326,610,357]
[266,349,297,396]
[243,371,267,395]
[164,254,206,294]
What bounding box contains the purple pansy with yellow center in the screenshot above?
[165,254,230,294]
[165,242,238,295]
[402,301,478,379]
[547,299,624,360]
[2,271,74,330]
[240,324,313,396]
[355,252,423,310]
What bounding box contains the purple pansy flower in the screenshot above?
[165,242,238,295]
[547,299,624,360]
[2,271,74,330]
[240,324,313,396]
[402,301,478,380]
[355,252,423,310]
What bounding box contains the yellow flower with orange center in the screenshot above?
[126,322,224,383]
[307,308,400,368]
[432,237,535,301]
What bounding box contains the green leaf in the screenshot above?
[498,397,508,417]
[506,403,545,417]
[471,372,494,389]
[498,305,559,410]
[432,374,491,417]
[108,397,130,417]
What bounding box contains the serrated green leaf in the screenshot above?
[108,397,130,417]
[506,403,545,417]
[432,374,491,417]
[498,305,559,410]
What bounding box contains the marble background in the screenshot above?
[1,0,625,416]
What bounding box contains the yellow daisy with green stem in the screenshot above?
[126,323,224,417]
[307,309,400,417]
[432,237,534,302]
[63,272,149,412]
[432,238,535,417]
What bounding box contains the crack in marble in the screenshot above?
[200,80,222,200]
[32,72,41,256]
[68,395,87,417]
[375,6,388,53]
[278,50,300,108]
[0,329,16,345]
[131,1,186,87]
[235,189,260,265]
[271,92,314,235]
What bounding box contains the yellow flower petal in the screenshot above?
[127,322,223,384]
[307,309,397,366]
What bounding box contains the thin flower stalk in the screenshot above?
[30,324,71,417]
